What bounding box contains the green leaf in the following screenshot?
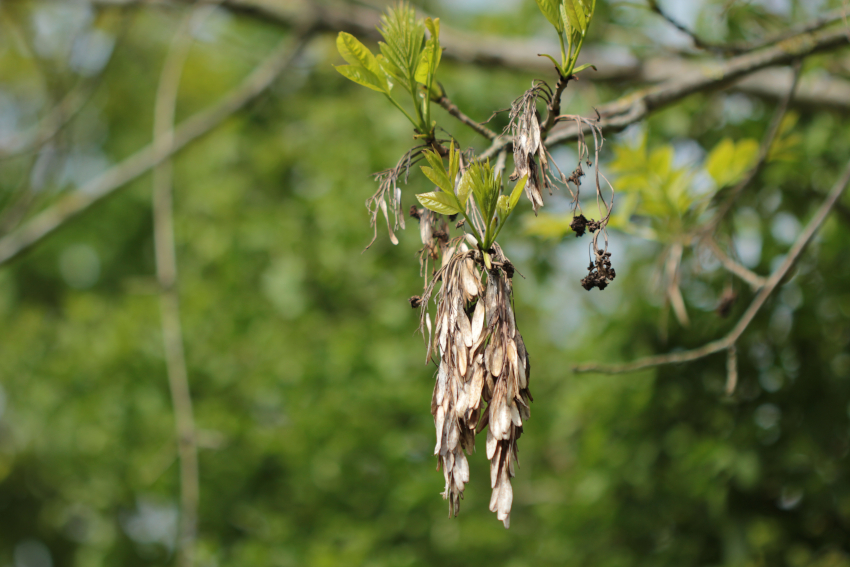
[730,139,759,176]
[448,144,460,184]
[572,63,597,74]
[337,33,380,76]
[334,65,387,93]
[468,162,489,218]
[706,138,757,187]
[416,191,461,216]
[535,0,563,31]
[420,166,452,194]
[457,166,474,208]
[422,149,447,176]
[706,138,734,186]
[497,195,511,225]
[509,175,528,211]
[378,3,426,87]
[560,3,572,35]
[649,146,673,179]
[538,53,562,71]
[424,17,440,41]
[414,39,441,85]
[572,0,587,31]
[378,56,407,92]
[564,1,581,33]
[483,170,501,221]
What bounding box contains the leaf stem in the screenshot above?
[385,93,420,130]
[558,31,568,74]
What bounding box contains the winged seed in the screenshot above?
[490,442,501,488]
[461,260,479,297]
[471,300,484,343]
[457,309,473,348]
[434,406,445,454]
[491,343,504,377]
[510,401,522,427]
[486,427,497,460]
[457,342,467,377]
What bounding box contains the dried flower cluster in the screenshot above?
[418,241,531,528]
[508,82,553,215]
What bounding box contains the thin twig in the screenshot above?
[705,238,766,291]
[545,25,847,148]
[540,73,570,137]
[92,0,850,110]
[153,6,218,566]
[0,30,313,267]
[435,95,497,140]
[0,22,847,266]
[704,60,803,232]
[0,11,133,161]
[648,1,728,55]
[725,344,738,395]
[573,158,850,374]
[650,2,849,56]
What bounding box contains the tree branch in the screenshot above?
[649,2,848,55]
[151,6,216,566]
[93,0,850,111]
[0,30,312,267]
[704,238,766,291]
[1,13,847,266]
[545,27,848,148]
[704,60,802,232]
[435,94,497,140]
[573,158,850,374]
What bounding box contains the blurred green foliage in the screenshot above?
[1,1,849,567]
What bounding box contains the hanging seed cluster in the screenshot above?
[422,244,531,528]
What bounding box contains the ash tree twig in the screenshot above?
[435,94,498,140]
[544,26,844,148]
[703,60,803,233]
[0,13,847,269]
[0,30,314,268]
[647,0,740,55]
[649,2,850,56]
[704,238,766,291]
[151,5,222,565]
[574,158,850,375]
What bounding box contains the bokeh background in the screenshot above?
[1,0,850,566]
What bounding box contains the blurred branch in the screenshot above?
[704,238,766,291]
[152,6,217,566]
[0,7,847,266]
[649,2,849,55]
[0,30,313,267]
[0,11,132,161]
[93,0,850,111]
[647,0,732,55]
[544,28,847,148]
[704,60,802,233]
[0,81,90,160]
[435,94,497,140]
[725,344,738,395]
[573,158,850,374]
